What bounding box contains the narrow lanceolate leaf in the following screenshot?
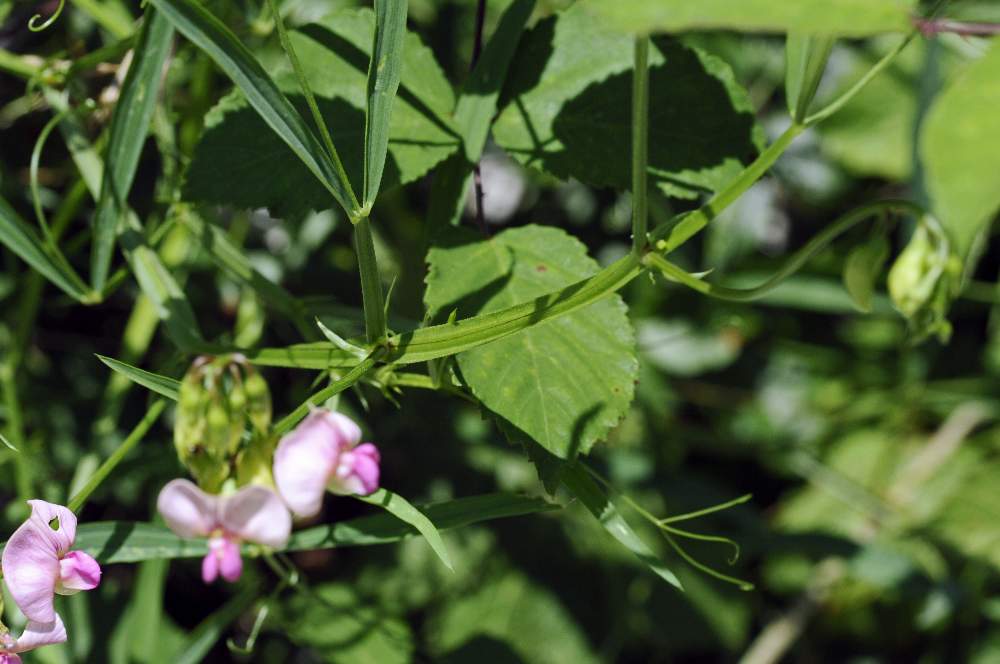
[147,0,360,216]
[424,226,638,459]
[49,93,207,350]
[97,355,180,400]
[0,431,17,452]
[119,229,206,352]
[581,0,916,36]
[1,494,555,562]
[363,0,408,209]
[785,33,836,123]
[91,7,174,292]
[456,0,535,159]
[0,195,90,300]
[921,40,1000,259]
[357,488,452,570]
[185,9,457,220]
[427,0,536,234]
[559,464,682,589]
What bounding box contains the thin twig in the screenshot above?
[470,0,489,236]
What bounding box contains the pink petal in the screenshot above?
[273,410,354,517]
[1,507,64,623]
[330,443,381,496]
[0,654,22,663]
[156,479,220,538]
[201,550,220,584]
[10,614,67,653]
[218,538,243,583]
[55,551,101,595]
[24,501,77,555]
[219,486,291,548]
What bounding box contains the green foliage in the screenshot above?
[425,226,637,458]
[90,8,173,292]
[357,488,453,570]
[184,8,459,219]
[582,0,917,36]
[922,39,1000,258]
[494,4,762,199]
[278,583,414,663]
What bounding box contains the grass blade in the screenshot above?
[362,0,408,210]
[0,195,91,301]
[148,0,360,216]
[97,355,181,400]
[91,7,174,292]
[559,463,683,590]
[357,487,453,571]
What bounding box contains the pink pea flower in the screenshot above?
[2,501,101,625]
[273,409,381,518]
[0,613,68,663]
[156,479,291,584]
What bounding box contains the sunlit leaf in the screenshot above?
[581,0,916,36]
[424,226,638,458]
[921,40,1000,258]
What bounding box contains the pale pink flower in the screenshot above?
[2,501,101,624]
[0,613,68,663]
[156,479,291,584]
[273,409,381,518]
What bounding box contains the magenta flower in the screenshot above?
[156,479,291,584]
[0,613,68,663]
[273,409,381,518]
[1,501,101,625]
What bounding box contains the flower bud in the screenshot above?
[888,219,960,342]
[244,369,272,435]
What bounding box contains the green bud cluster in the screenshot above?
[174,355,275,492]
[888,218,961,343]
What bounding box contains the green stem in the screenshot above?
[645,199,925,301]
[631,36,650,253]
[804,32,917,126]
[650,122,805,254]
[0,49,43,79]
[0,363,32,501]
[68,399,167,512]
[273,353,381,435]
[354,217,387,344]
[265,0,359,215]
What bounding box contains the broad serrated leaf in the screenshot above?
[921,40,1000,258]
[581,0,915,36]
[149,0,360,216]
[279,583,413,664]
[185,8,459,219]
[430,569,600,664]
[424,225,637,458]
[493,5,761,199]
